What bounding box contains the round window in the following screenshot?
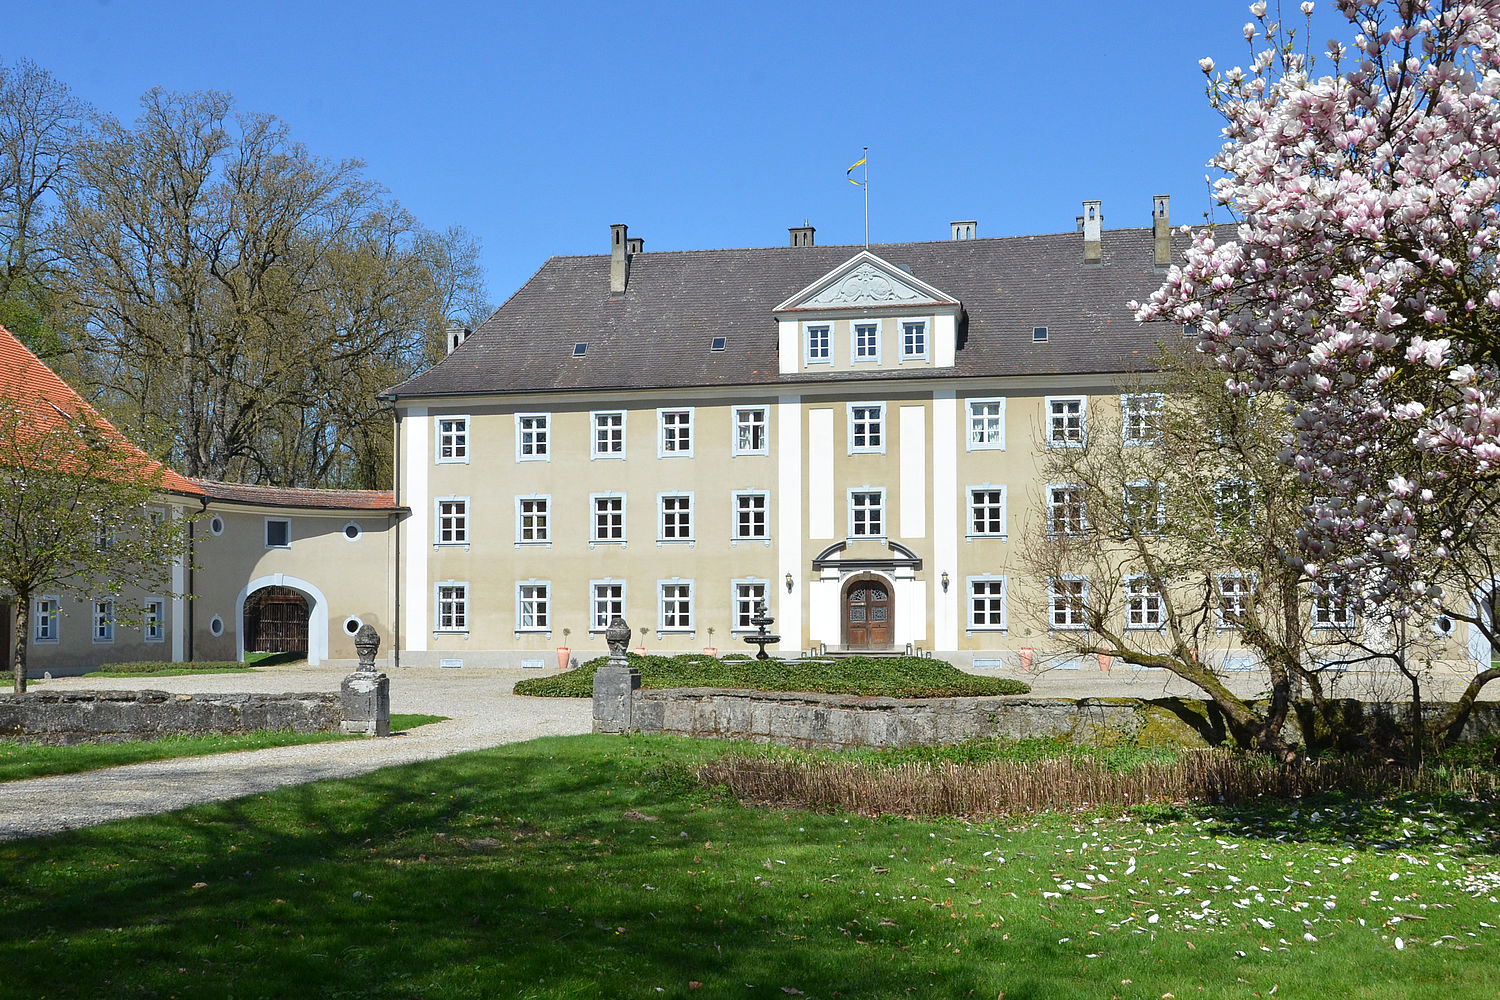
[209,515,225,536]
[343,521,362,542]
[343,616,363,636]
[209,615,224,637]
[1434,616,1455,636]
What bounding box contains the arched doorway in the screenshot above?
[243,586,309,656]
[843,575,893,650]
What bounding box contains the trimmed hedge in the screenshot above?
[513,653,1029,699]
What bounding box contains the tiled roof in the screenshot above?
[386,226,1186,399]
[192,479,401,512]
[0,324,204,497]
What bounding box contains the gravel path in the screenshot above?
[0,665,592,841]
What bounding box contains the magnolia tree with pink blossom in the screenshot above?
[1136,0,1500,737]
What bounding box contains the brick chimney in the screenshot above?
[610,223,629,294]
[1082,200,1102,263]
[626,236,644,255]
[950,220,977,241]
[789,223,815,247]
[1153,195,1170,266]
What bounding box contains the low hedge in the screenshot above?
[513,653,1029,699]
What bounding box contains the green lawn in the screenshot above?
[516,652,1030,698]
[1,733,1495,999]
[0,714,446,783]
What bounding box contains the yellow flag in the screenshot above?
[847,156,866,185]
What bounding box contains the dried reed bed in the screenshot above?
[698,751,1500,818]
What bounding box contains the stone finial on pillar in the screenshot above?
[594,615,641,733]
[354,623,380,672]
[342,624,390,737]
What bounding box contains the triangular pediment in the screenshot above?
[774,251,959,314]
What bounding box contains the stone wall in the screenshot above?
[613,687,1500,750]
[0,690,343,745]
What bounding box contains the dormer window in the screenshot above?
[900,320,928,360]
[852,321,881,363]
[804,323,831,364]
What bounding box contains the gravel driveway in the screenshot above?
[0,664,592,841]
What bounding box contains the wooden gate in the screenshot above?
[843,578,893,650]
[244,586,309,654]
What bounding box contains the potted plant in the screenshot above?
[556,627,571,671]
[703,626,717,656]
[636,625,648,656]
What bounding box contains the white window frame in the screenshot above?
[847,402,886,455]
[436,415,470,464]
[804,321,832,365]
[1124,575,1165,630]
[92,599,114,644]
[1215,479,1256,534]
[515,494,550,545]
[265,517,291,550]
[590,492,627,544]
[966,397,1006,451]
[1049,576,1089,631]
[732,406,769,456]
[658,579,694,632]
[732,579,770,632]
[732,490,770,541]
[1121,392,1165,445]
[658,491,694,543]
[1122,480,1166,535]
[435,497,470,546]
[967,485,1008,540]
[1045,395,1087,448]
[1046,484,1087,536]
[434,582,469,633]
[850,318,883,364]
[966,575,1008,631]
[899,318,929,361]
[1312,578,1356,630]
[657,407,695,458]
[143,597,166,643]
[515,412,551,462]
[590,579,627,633]
[516,581,551,633]
[848,487,886,539]
[95,520,114,552]
[1217,572,1253,629]
[591,409,626,460]
[34,595,60,644]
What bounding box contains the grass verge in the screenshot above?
[515,652,1030,698]
[85,660,258,678]
[1,733,1497,999]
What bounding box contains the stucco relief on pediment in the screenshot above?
[804,263,928,307]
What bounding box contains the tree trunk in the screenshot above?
[1409,670,1424,770]
[1437,666,1500,745]
[11,596,29,695]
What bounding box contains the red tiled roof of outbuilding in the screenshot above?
[191,479,401,511]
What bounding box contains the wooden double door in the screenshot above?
[843,578,892,650]
[243,586,309,654]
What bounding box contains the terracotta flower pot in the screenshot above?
[1098,654,1112,671]
[702,647,717,656]
[1018,647,1035,669]
[556,647,571,671]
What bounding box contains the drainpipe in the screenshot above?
[392,406,402,669]
[190,497,207,661]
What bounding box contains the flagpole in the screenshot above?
[863,146,869,247]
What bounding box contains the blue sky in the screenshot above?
[7,1,1342,302]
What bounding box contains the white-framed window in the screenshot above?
[1122,481,1166,534]
[342,521,362,542]
[143,598,165,642]
[92,599,114,643]
[900,319,928,361]
[1124,575,1165,630]
[435,582,468,632]
[851,319,882,363]
[967,576,1008,630]
[1217,573,1252,628]
[34,596,59,643]
[1313,578,1355,629]
[516,495,550,544]
[343,616,363,636]
[733,406,769,455]
[1049,577,1088,630]
[659,492,693,542]
[966,397,1006,451]
[436,415,469,463]
[732,579,769,631]
[95,519,114,552]
[435,498,469,545]
[1215,480,1256,535]
[591,410,626,459]
[591,493,626,543]
[733,491,769,540]
[848,402,885,454]
[659,580,693,631]
[1122,393,1164,445]
[849,488,885,538]
[1045,395,1086,447]
[516,413,550,461]
[658,408,694,458]
[208,514,225,536]
[590,580,626,632]
[1047,484,1087,535]
[968,486,1008,538]
[804,322,832,364]
[517,581,551,632]
[265,517,291,549]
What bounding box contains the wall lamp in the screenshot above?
[940,571,950,593]
[785,572,794,593]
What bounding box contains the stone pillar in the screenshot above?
[593,615,641,733]
[341,624,390,736]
